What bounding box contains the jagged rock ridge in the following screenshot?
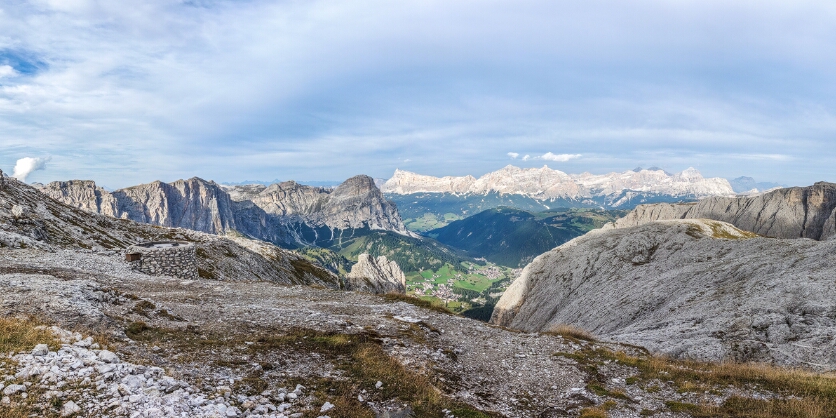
[615,182,836,240]
[39,175,408,247]
[1,175,339,288]
[344,253,406,294]
[382,165,734,207]
[491,219,836,369]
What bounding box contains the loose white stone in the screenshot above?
[32,344,49,356]
[61,400,81,416]
[2,384,25,395]
[98,350,119,363]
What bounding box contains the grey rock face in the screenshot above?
[41,178,236,234]
[615,182,836,240]
[0,176,341,289]
[344,253,406,294]
[39,175,408,247]
[491,219,836,369]
[227,175,407,232]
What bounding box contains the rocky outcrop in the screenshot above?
[226,175,406,232]
[382,166,734,205]
[491,219,836,368]
[615,182,836,240]
[0,177,340,288]
[38,175,409,247]
[344,253,406,294]
[38,180,119,216]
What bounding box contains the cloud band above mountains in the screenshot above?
[509,152,582,162]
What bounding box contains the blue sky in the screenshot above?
[1,0,834,188]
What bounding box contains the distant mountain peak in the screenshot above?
[381,165,734,205]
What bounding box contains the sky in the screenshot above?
[1,0,835,188]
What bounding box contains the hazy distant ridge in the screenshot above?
[382,165,734,207]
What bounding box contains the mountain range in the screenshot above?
[729,176,787,193]
[382,165,735,206]
[38,175,409,248]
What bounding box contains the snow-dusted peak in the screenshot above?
[381,165,734,201]
[675,167,704,181]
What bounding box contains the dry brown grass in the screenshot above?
[0,317,63,418]
[569,346,836,417]
[123,324,497,418]
[0,316,60,354]
[544,324,597,342]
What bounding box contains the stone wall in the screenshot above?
[125,241,198,280]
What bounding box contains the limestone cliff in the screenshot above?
[39,180,119,216]
[39,175,408,247]
[491,219,836,369]
[0,177,340,288]
[225,175,407,232]
[614,182,836,240]
[344,253,406,294]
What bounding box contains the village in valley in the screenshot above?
[406,262,520,312]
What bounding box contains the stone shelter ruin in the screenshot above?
[125,241,198,280]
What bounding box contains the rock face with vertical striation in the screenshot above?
[614,182,836,240]
[38,175,409,247]
[490,218,836,369]
[40,178,236,234]
[344,253,406,294]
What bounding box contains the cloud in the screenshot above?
[507,152,519,159]
[0,1,833,186]
[537,152,582,162]
[12,157,51,182]
[0,65,16,78]
[522,155,531,161]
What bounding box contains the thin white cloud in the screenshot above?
[0,65,16,78]
[0,1,833,186]
[537,152,582,162]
